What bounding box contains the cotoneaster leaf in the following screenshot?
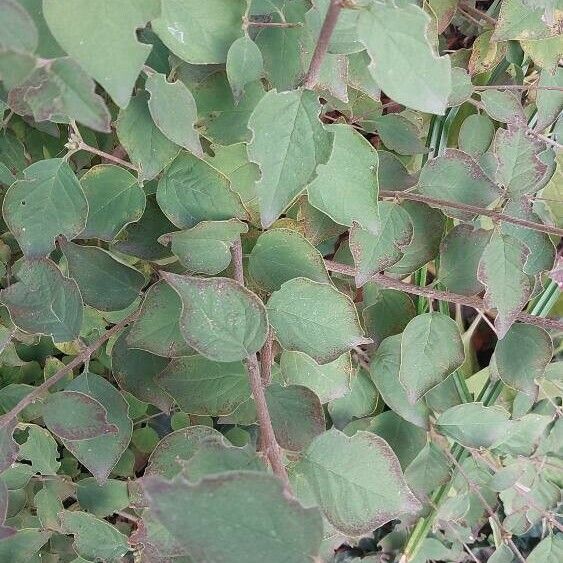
[162,273,268,362]
[248,89,333,227]
[267,278,370,364]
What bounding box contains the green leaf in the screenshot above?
[18,424,60,475]
[145,72,203,156]
[0,0,37,89]
[357,0,452,114]
[35,482,63,531]
[344,410,427,469]
[362,287,416,344]
[43,390,117,441]
[501,198,555,276]
[0,51,36,90]
[13,58,111,132]
[184,441,264,481]
[15,0,64,58]
[295,429,421,535]
[1,258,82,343]
[494,125,549,196]
[493,0,560,41]
[157,356,251,416]
[267,277,370,364]
[387,202,446,276]
[145,426,227,479]
[141,471,323,563]
[374,114,427,156]
[280,350,352,403]
[76,477,129,518]
[0,419,18,474]
[308,123,379,233]
[205,142,260,224]
[458,113,495,157]
[495,413,552,456]
[417,149,501,220]
[521,36,562,73]
[480,89,526,125]
[436,403,512,448]
[404,442,450,504]
[248,228,330,293]
[59,511,129,561]
[305,0,363,54]
[0,134,27,187]
[492,323,552,398]
[43,0,160,108]
[194,73,266,145]
[254,3,307,91]
[126,280,193,358]
[328,367,379,429]
[61,242,145,312]
[113,196,176,261]
[350,201,413,286]
[0,0,37,53]
[535,67,563,130]
[116,91,180,182]
[438,225,491,295]
[265,383,325,451]
[0,529,51,562]
[64,372,133,483]
[156,151,248,229]
[152,0,245,64]
[527,534,563,563]
[399,313,465,403]
[378,149,417,191]
[159,219,248,275]
[248,89,333,227]
[3,158,87,257]
[448,67,474,107]
[111,327,173,413]
[477,232,533,338]
[226,36,264,103]
[79,165,146,242]
[369,335,430,429]
[163,273,268,362]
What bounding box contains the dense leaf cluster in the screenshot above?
[0,0,561,561]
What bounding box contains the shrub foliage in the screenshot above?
[0,0,561,561]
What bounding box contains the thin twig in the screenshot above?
[466,97,563,149]
[67,120,138,172]
[0,311,140,427]
[440,447,526,563]
[246,20,302,28]
[379,190,563,237]
[458,2,497,26]
[302,0,343,90]
[230,240,291,491]
[324,260,563,333]
[458,6,489,28]
[471,450,563,533]
[260,329,274,385]
[78,143,138,171]
[529,130,563,150]
[475,84,563,92]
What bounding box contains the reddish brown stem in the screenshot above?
[303,0,343,90]
[230,240,291,490]
[0,311,140,427]
[79,142,138,172]
[324,260,563,333]
[260,329,274,385]
[379,190,563,237]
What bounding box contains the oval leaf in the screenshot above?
[162,273,268,362]
[267,278,370,364]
